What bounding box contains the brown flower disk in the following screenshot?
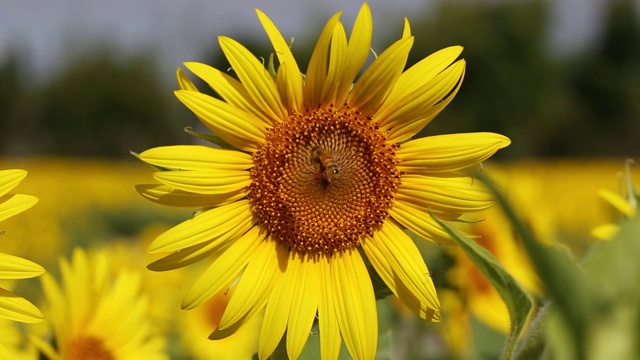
[249,105,401,255]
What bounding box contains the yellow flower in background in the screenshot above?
[180,285,262,360]
[137,3,509,359]
[592,160,638,240]
[448,206,540,334]
[33,248,167,360]
[0,169,45,358]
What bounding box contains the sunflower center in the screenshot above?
[249,105,401,255]
[67,336,115,360]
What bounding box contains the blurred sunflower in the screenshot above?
[591,160,638,240]
[180,284,262,360]
[33,248,167,360]
[136,3,509,359]
[0,169,45,358]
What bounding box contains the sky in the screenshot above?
[0,0,611,79]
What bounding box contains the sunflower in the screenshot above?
[136,3,510,359]
[179,283,262,360]
[33,248,167,360]
[0,169,44,358]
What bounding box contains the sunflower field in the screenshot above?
[1,1,639,359]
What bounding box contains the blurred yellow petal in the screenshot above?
[148,200,251,254]
[0,194,38,223]
[397,133,511,173]
[598,189,636,217]
[0,288,43,323]
[0,253,45,279]
[182,226,265,310]
[0,170,27,198]
[591,223,619,241]
[152,169,250,195]
[139,145,253,171]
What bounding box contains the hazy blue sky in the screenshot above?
[0,0,610,78]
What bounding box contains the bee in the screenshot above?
[310,146,339,182]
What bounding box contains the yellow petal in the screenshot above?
[0,287,44,323]
[362,235,438,320]
[402,18,411,38]
[175,90,267,152]
[348,36,414,115]
[334,3,373,105]
[184,62,275,127]
[382,60,466,144]
[147,216,253,271]
[368,220,439,311]
[258,252,299,360]
[0,169,27,198]
[0,343,12,360]
[276,62,297,112]
[304,11,343,108]
[397,174,494,214]
[287,254,320,359]
[0,253,45,279]
[320,22,348,106]
[182,226,265,310]
[152,169,250,195]
[591,223,619,241]
[148,200,251,254]
[377,46,463,119]
[219,36,286,123]
[331,250,377,360]
[598,189,636,217]
[217,240,283,332]
[390,201,459,246]
[176,67,198,91]
[256,9,303,111]
[318,255,341,360]
[135,184,247,208]
[397,133,511,173]
[139,145,253,171]
[0,194,38,223]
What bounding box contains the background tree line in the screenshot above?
[1,0,638,159]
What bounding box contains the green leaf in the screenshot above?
[431,212,532,359]
[184,126,234,149]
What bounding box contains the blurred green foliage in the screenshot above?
[1,0,639,158]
